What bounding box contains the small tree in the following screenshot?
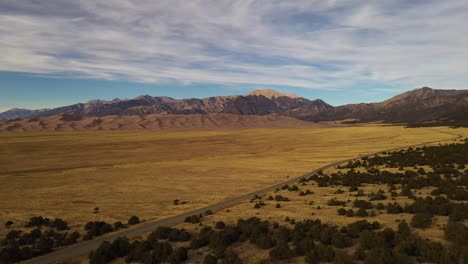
[215,221,226,229]
[128,216,141,225]
[269,241,293,260]
[4,220,13,228]
[356,208,369,217]
[169,247,188,263]
[221,250,242,264]
[411,213,432,229]
[444,221,468,244]
[204,254,218,264]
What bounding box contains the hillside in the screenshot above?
[0,89,332,120]
[0,113,320,132]
[1,87,467,129]
[305,87,468,124]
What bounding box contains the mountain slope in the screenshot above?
[0,108,47,120]
[305,87,468,123]
[0,113,321,132]
[0,89,332,120]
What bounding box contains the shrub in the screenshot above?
[353,199,373,209]
[397,221,411,238]
[356,208,369,217]
[169,247,188,263]
[369,190,387,201]
[314,243,335,262]
[337,208,347,215]
[269,241,293,260]
[327,198,346,206]
[288,185,299,191]
[411,213,432,229]
[444,221,468,244]
[127,216,140,225]
[4,221,13,228]
[221,250,242,264]
[84,221,114,239]
[205,210,214,216]
[26,216,50,227]
[275,195,289,202]
[113,221,125,230]
[184,215,201,224]
[89,241,115,264]
[215,221,226,229]
[386,202,403,214]
[204,254,218,264]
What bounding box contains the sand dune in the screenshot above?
[0,113,320,132]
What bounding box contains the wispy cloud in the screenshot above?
[1,0,468,90]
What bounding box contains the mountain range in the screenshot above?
[0,89,331,120]
[0,87,467,131]
[305,87,468,124]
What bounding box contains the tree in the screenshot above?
[215,221,226,229]
[111,237,130,257]
[4,221,13,228]
[204,254,218,264]
[411,213,432,229]
[169,247,188,263]
[269,241,292,260]
[337,208,347,215]
[356,208,369,217]
[444,221,468,245]
[89,241,115,264]
[52,218,68,230]
[334,252,354,264]
[221,250,242,264]
[128,216,140,225]
[397,221,411,238]
[114,221,125,230]
[314,243,335,262]
[305,251,319,264]
[295,237,315,255]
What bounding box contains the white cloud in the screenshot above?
[0,0,468,90]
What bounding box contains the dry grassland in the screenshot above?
[0,126,465,238]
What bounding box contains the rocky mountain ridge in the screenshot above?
[0,89,332,120]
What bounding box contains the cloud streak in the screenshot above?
[1,0,468,90]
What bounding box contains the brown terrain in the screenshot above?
[0,113,321,132]
[1,87,467,131]
[0,89,332,121]
[305,87,468,123]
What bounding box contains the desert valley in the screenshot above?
[1,1,468,263]
[0,87,467,264]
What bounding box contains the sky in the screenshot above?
[1,0,468,112]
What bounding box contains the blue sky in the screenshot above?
[1,0,468,111]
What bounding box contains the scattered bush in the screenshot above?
[127,216,140,225]
[411,213,432,229]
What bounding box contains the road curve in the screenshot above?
[22,129,463,264]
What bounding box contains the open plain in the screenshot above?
[0,125,465,239]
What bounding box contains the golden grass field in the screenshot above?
[0,125,466,238]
